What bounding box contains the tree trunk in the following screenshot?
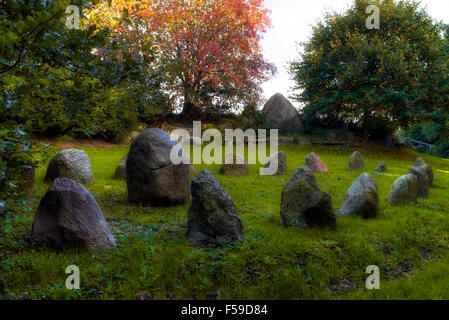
[383,131,393,148]
[181,87,199,120]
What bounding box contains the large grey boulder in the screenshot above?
[219,152,249,176]
[409,166,431,198]
[337,173,379,219]
[31,178,116,251]
[280,166,336,229]
[387,174,418,205]
[305,152,328,173]
[127,128,191,206]
[264,151,287,175]
[45,149,93,185]
[262,93,303,133]
[348,151,364,171]
[187,169,244,247]
[113,155,128,180]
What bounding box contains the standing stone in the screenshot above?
[305,152,328,173]
[280,166,336,229]
[187,169,244,247]
[415,157,426,166]
[127,128,191,206]
[337,173,379,219]
[375,161,387,173]
[264,151,287,175]
[348,151,364,171]
[219,152,249,176]
[31,178,116,251]
[387,174,418,205]
[45,149,93,185]
[262,93,303,133]
[409,166,431,198]
[421,164,434,187]
[113,155,128,180]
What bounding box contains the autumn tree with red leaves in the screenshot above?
[90,0,275,119]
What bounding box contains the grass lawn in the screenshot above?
[1,141,449,300]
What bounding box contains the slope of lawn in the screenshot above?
[1,140,449,300]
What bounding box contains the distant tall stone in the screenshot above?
[387,174,418,205]
[262,93,303,133]
[31,178,116,251]
[45,149,93,185]
[113,155,127,180]
[127,128,191,206]
[337,173,379,219]
[280,166,336,229]
[219,152,249,176]
[305,152,328,173]
[409,166,431,198]
[187,170,244,247]
[348,151,364,171]
[264,152,287,175]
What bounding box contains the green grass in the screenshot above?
[1,141,449,300]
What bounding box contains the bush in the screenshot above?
[0,129,38,213]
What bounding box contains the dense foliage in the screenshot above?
[0,0,169,211]
[89,0,275,119]
[290,0,449,142]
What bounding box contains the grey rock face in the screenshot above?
[219,152,249,176]
[262,93,303,133]
[45,149,93,185]
[264,151,287,175]
[409,166,431,198]
[31,178,116,251]
[127,128,191,206]
[348,151,364,171]
[305,152,328,173]
[375,161,387,173]
[387,174,418,205]
[337,173,379,219]
[187,169,244,247]
[280,166,336,229]
[113,155,128,180]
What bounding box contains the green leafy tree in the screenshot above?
[290,0,449,144]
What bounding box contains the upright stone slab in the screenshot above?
[421,164,434,187]
[31,178,116,251]
[264,151,287,175]
[127,128,191,206]
[305,152,328,173]
[45,149,93,185]
[387,174,418,205]
[409,166,431,198]
[113,155,128,180]
[337,173,379,219]
[262,93,303,133]
[280,166,336,229]
[348,151,364,171]
[219,152,249,176]
[187,169,244,247]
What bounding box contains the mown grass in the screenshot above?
[0,140,448,300]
